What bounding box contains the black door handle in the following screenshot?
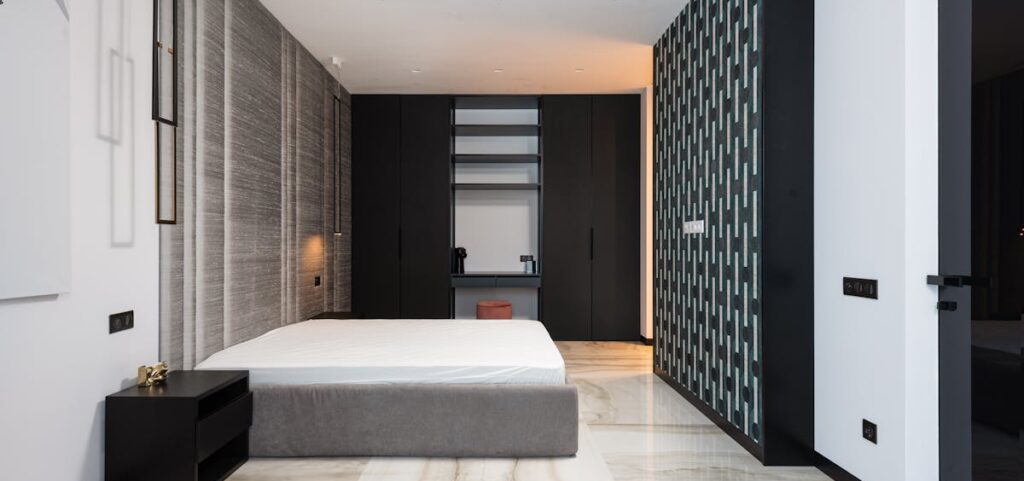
[936,301,958,311]
[926,275,972,287]
[589,228,594,260]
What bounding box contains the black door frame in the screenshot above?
[938,0,972,479]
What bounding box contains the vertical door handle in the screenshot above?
[397,228,402,260]
[589,228,594,260]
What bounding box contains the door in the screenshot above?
[541,96,592,340]
[591,95,641,340]
[939,0,1024,479]
[968,50,1024,481]
[400,96,452,318]
[352,95,401,318]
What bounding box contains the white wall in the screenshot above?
[0,1,71,300]
[0,0,159,479]
[815,0,938,480]
[640,86,654,340]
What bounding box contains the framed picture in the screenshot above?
[152,0,177,126]
[155,122,176,224]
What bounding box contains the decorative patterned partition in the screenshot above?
[160,0,351,369]
[654,0,763,444]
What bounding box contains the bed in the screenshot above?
[196,318,579,457]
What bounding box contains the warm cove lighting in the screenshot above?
[303,235,325,277]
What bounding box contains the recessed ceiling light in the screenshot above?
[411,68,422,73]
[574,68,585,73]
[493,68,504,73]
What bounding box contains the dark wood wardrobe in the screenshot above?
[353,94,639,340]
[352,95,451,319]
[541,95,640,340]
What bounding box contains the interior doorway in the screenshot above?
[939,0,1024,479]
[937,0,1019,476]
[969,0,1024,478]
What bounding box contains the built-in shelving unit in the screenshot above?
[450,96,543,320]
[452,154,540,164]
[452,183,540,191]
[451,272,541,289]
[454,125,540,137]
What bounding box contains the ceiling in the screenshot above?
[258,0,683,94]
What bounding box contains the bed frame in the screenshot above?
[248,378,579,457]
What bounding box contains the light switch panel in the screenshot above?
[683,220,705,235]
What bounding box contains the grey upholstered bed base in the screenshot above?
[249,379,579,457]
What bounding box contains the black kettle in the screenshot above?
[452,247,467,274]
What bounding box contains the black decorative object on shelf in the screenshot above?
[453,247,467,274]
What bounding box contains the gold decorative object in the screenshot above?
[138,362,169,387]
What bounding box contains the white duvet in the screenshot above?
[196,318,566,385]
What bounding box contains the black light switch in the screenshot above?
[109,311,134,334]
[843,277,878,299]
[314,276,322,287]
[862,419,878,444]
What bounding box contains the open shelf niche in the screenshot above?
[450,96,543,320]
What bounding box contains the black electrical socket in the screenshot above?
[109,310,134,334]
[844,277,878,299]
[863,419,878,444]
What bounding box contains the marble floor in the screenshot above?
[229,342,830,481]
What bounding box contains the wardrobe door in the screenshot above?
[400,96,452,318]
[541,96,593,340]
[591,95,640,340]
[352,95,401,318]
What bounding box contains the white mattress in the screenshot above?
[196,318,566,385]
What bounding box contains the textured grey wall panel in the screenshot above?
[295,44,326,323]
[160,0,351,369]
[224,0,284,346]
[196,0,226,362]
[654,0,764,444]
[335,92,352,312]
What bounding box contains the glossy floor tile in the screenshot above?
[229,342,829,481]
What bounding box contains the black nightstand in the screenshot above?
[105,370,251,481]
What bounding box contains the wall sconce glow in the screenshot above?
[302,235,325,282]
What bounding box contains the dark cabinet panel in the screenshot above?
[591,95,640,340]
[352,95,401,318]
[400,96,452,318]
[541,96,593,340]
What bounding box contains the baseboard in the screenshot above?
[814,452,861,481]
[655,368,764,462]
[640,336,653,346]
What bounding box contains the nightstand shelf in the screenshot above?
[106,370,251,481]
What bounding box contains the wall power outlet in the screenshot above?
[862,419,878,444]
[109,311,134,334]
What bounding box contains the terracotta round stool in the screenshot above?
[476,300,513,320]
